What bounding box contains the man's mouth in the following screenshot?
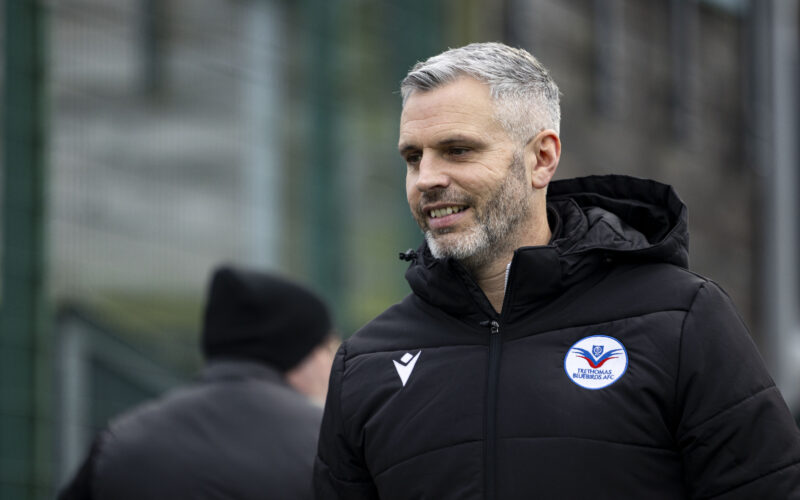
[429,206,467,219]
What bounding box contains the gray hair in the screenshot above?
[400,42,561,145]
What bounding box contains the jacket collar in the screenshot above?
[200,359,286,385]
[403,175,689,322]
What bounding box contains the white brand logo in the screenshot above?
[393,351,421,387]
[564,335,628,390]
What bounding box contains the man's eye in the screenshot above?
[449,147,470,156]
[406,153,422,165]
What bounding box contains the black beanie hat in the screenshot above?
[201,265,332,372]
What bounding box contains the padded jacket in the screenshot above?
[315,175,800,499]
[59,360,322,500]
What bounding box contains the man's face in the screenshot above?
[398,77,535,269]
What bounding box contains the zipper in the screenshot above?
[485,319,502,500]
[458,255,517,500]
[484,255,518,500]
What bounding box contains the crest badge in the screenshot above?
[564,335,628,390]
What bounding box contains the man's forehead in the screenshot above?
[401,76,491,113]
[398,78,502,147]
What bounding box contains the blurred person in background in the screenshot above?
[59,265,338,500]
[314,42,800,499]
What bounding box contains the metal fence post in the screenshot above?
[752,0,800,411]
[1,0,50,499]
[304,0,344,317]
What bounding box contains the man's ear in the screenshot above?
[524,130,561,189]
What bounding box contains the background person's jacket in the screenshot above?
[60,360,322,500]
[315,175,800,499]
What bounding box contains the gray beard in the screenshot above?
[422,153,532,273]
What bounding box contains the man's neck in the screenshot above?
[472,216,552,314]
[473,259,513,314]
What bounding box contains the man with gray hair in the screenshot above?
[315,42,800,499]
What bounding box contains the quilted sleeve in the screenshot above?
[676,281,800,499]
[314,343,379,500]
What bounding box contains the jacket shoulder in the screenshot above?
[607,261,709,310]
[528,261,710,336]
[597,261,715,319]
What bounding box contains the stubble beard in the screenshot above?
[415,153,532,274]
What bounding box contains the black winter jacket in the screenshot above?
[315,175,800,499]
[59,360,322,500]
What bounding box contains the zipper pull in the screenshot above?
[490,320,500,335]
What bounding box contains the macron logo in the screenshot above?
[393,351,421,387]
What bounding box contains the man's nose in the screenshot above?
[414,156,450,192]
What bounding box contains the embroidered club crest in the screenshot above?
[564,335,628,390]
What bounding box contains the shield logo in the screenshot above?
[592,345,604,358]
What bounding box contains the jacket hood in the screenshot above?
[404,175,689,320]
[547,175,688,267]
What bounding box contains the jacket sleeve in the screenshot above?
[675,281,800,499]
[314,342,379,500]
